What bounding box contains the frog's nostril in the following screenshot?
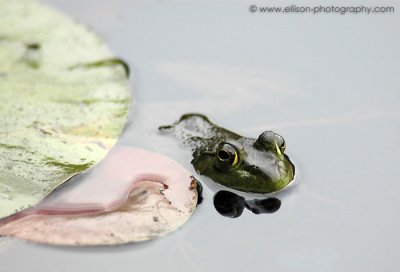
[249,166,262,175]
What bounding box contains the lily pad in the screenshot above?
[0,0,131,219]
[0,147,199,246]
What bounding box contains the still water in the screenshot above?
[1,0,400,271]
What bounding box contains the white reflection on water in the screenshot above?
[278,247,339,272]
[155,61,301,113]
[249,110,400,131]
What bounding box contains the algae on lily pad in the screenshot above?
[0,0,131,219]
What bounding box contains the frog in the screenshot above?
[159,113,295,194]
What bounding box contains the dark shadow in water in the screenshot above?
[245,197,281,214]
[213,190,281,218]
[213,191,246,218]
[196,180,204,205]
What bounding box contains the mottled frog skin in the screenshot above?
[159,114,295,194]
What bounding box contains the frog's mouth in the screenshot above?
[193,154,295,194]
[240,157,295,193]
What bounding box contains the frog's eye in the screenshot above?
[214,143,239,171]
[274,133,285,153]
[257,131,286,154]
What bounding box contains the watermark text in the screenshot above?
[249,5,395,15]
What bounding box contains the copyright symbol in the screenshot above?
[249,5,257,13]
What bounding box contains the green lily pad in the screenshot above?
[0,0,131,219]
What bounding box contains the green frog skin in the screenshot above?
[159,114,295,194]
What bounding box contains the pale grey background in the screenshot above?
[1,0,399,271]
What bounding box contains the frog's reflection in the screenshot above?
[213,190,281,218]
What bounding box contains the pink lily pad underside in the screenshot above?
[0,147,198,246]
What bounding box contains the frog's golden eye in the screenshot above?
[273,133,285,153]
[257,131,285,153]
[214,143,239,171]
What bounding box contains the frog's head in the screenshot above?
[192,131,295,194]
